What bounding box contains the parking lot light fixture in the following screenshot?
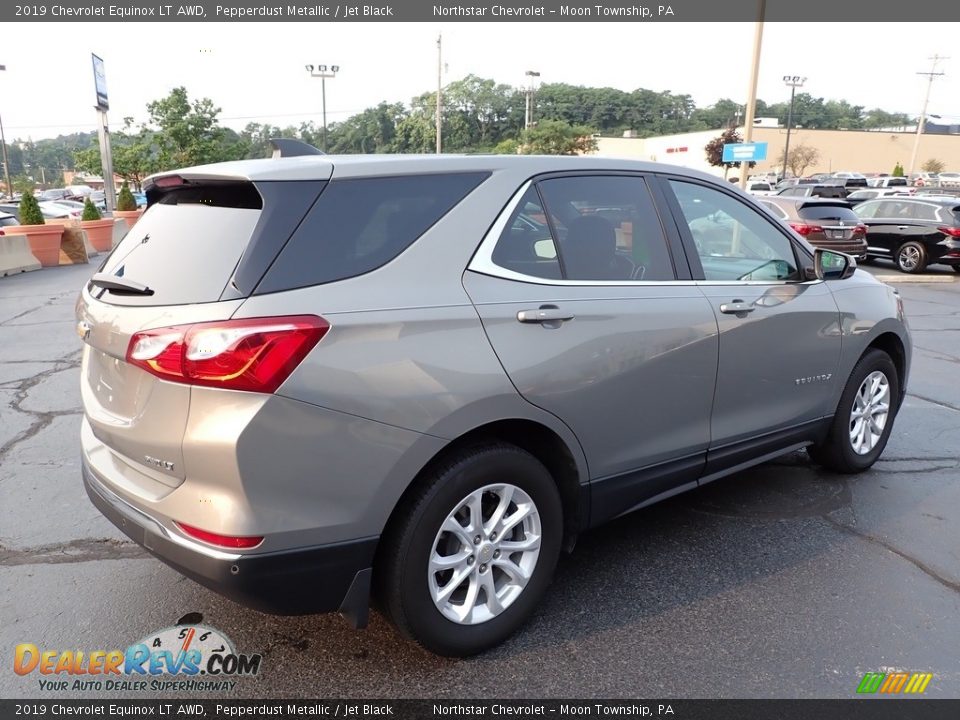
[781,75,806,183]
[306,63,339,152]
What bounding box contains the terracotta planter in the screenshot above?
[114,209,143,228]
[81,218,116,252]
[6,224,65,267]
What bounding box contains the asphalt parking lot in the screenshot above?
[1,261,958,699]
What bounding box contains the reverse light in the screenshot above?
[789,222,823,236]
[126,315,328,393]
[175,522,264,549]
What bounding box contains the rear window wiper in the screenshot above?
[90,273,155,296]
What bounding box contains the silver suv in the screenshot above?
[78,151,911,656]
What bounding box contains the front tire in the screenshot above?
[896,241,928,274]
[376,444,563,656]
[808,349,899,473]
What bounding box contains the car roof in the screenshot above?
[144,154,724,188]
[764,196,851,208]
[863,196,960,207]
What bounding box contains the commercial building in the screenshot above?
[593,125,960,178]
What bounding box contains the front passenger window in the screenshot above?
[669,180,800,282]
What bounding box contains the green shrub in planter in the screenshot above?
[892,162,905,177]
[82,197,102,221]
[19,192,45,226]
[117,183,137,212]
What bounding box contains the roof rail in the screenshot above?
[269,138,325,158]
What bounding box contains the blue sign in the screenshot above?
[722,142,768,163]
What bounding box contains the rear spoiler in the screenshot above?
[269,138,325,158]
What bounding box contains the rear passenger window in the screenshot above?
[491,187,561,279]
[256,173,488,293]
[538,175,675,281]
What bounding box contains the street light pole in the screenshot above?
[0,64,12,199]
[780,75,806,182]
[524,70,540,130]
[305,64,339,152]
[739,0,765,190]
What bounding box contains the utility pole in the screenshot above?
[436,34,442,154]
[908,54,947,176]
[524,70,541,129]
[0,64,11,199]
[780,76,806,182]
[739,0,765,190]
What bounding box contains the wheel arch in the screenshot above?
[379,417,588,568]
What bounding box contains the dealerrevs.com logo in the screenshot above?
[14,623,262,692]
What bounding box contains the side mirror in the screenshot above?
[814,248,856,280]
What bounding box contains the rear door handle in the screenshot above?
[719,300,755,315]
[897,225,910,230]
[517,305,575,324]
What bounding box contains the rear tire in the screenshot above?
[376,444,563,656]
[808,349,899,473]
[895,241,927,274]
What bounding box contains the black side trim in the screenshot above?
[588,453,705,528]
[703,417,830,481]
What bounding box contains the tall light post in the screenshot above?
[305,64,339,152]
[0,64,11,199]
[524,70,540,130]
[780,75,806,182]
[739,0,765,190]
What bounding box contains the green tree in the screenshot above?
[892,162,905,177]
[19,192,44,225]
[12,175,36,196]
[519,120,598,155]
[117,182,137,212]
[146,87,245,168]
[81,197,102,221]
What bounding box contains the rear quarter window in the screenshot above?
[256,173,489,294]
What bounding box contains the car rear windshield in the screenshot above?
[254,172,489,294]
[93,182,264,306]
[799,205,861,223]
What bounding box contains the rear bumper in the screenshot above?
[83,457,377,622]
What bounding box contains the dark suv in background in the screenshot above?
[758,197,867,259]
[854,196,960,273]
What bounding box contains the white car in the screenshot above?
[938,172,960,188]
[38,201,81,219]
[866,176,910,188]
[746,181,775,196]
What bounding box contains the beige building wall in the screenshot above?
[594,127,960,178]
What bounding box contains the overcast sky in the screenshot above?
[1,22,956,140]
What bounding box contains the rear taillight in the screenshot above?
[855,224,867,235]
[175,522,264,549]
[126,315,328,393]
[789,222,823,236]
[937,226,960,238]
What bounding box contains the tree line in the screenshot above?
[0,77,917,190]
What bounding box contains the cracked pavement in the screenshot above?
[1,263,958,699]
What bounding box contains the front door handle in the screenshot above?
[517,305,575,324]
[719,300,755,315]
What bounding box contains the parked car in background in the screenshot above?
[758,197,867,259]
[76,152,911,656]
[746,181,775,196]
[90,191,107,210]
[937,172,960,188]
[775,177,819,190]
[867,176,910,188]
[0,211,20,233]
[65,185,96,199]
[911,172,940,187]
[854,196,960,273]
[38,201,81,219]
[822,177,869,190]
[847,188,917,206]
[39,189,72,202]
[776,184,851,202]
